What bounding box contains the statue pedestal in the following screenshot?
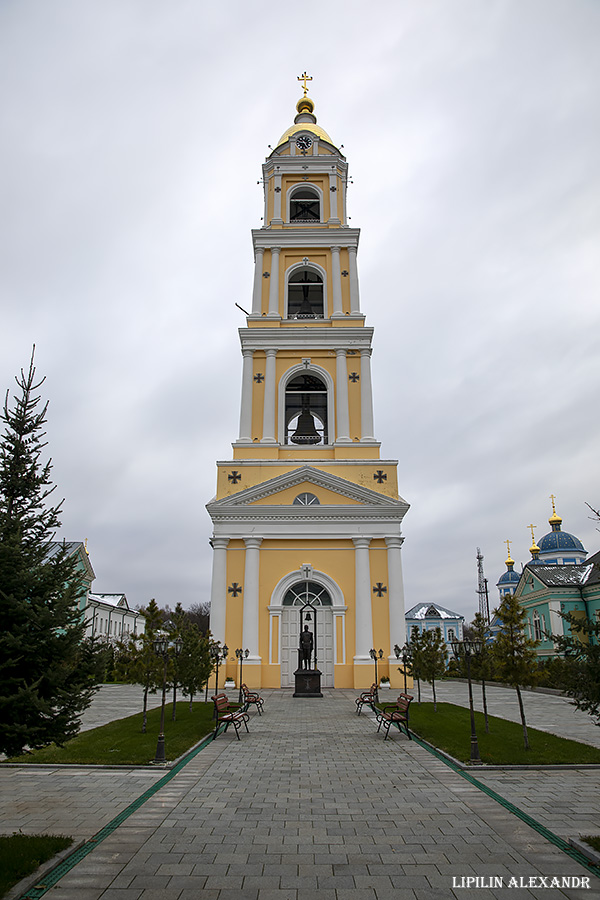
[293,668,323,698]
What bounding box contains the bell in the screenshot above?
[297,284,314,318]
[305,612,312,621]
[290,398,320,444]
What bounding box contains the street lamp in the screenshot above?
[451,638,483,764]
[235,648,249,703]
[369,648,384,701]
[153,636,183,763]
[394,643,411,694]
[210,642,229,696]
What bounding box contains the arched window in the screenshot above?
[287,269,324,319]
[293,492,320,506]
[289,187,320,223]
[282,581,332,606]
[533,610,543,641]
[284,373,328,445]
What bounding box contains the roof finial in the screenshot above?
[549,493,562,529]
[297,71,313,98]
[504,538,514,567]
[527,523,540,558]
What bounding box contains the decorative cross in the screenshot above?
[254,373,264,383]
[341,270,348,277]
[527,524,537,542]
[302,256,310,265]
[373,470,387,483]
[373,583,387,597]
[228,583,242,597]
[228,471,242,484]
[274,186,281,193]
[330,185,337,192]
[297,71,313,97]
[505,538,512,557]
[263,271,270,278]
[349,372,359,382]
[302,358,311,368]
[301,563,313,580]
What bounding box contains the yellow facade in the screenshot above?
[207,89,409,690]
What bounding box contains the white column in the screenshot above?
[209,537,229,645]
[261,348,277,442]
[242,537,262,660]
[251,248,264,316]
[331,245,344,317]
[268,247,281,317]
[385,536,406,655]
[335,349,351,443]
[348,246,361,314]
[328,173,339,224]
[353,537,373,660]
[360,348,375,441]
[273,174,283,223]
[238,349,254,441]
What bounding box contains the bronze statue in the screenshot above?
[299,624,313,670]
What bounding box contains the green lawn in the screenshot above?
[398,702,600,765]
[4,701,217,766]
[0,833,72,898]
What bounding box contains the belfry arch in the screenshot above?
[278,362,335,446]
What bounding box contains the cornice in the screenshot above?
[252,228,360,251]
[207,506,408,522]
[238,326,373,351]
[262,156,348,174]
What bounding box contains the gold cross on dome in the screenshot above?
[297,71,313,97]
[527,524,537,543]
[504,539,512,557]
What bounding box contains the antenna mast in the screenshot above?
[476,547,490,623]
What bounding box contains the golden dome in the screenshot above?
[275,93,337,149]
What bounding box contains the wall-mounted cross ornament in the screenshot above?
[373,470,387,483]
[349,372,359,382]
[263,271,270,278]
[228,471,242,484]
[330,185,337,192]
[274,186,281,193]
[373,583,387,597]
[341,270,349,277]
[228,583,242,597]
[254,373,264,383]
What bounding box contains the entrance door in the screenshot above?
[279,581,334,687]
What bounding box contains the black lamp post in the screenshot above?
[369,648,384,702]
[235,648,249,703]
[153,636,183,763]
[210,642,229,696]
[451,638,483,764]
[394,643,411,694]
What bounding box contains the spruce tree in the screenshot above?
[491,593,539,749]
[0,351,99,755]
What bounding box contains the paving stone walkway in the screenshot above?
[2,687,599,899]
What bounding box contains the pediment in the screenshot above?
[209,465,405,510]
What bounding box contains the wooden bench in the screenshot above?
[211,693,250,740]
[375,693,413,740]
[355,684,378,716]
[241,684,264,716]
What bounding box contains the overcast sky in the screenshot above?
[1,0,599,624]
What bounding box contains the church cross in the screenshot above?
[527,524,537,542]
[297,71,313,97]
[373,583,387,597]
[228,471,242,484]
[550,493,557,515]
[373,470,387,483]
[254,373,264,383]
[504,538,512,557]
[349,372,359,382]
[228,583,242,597]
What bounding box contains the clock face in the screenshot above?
[295,135,313,150]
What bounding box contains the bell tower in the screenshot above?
[207,78,409,689]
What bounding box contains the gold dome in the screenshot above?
[275,93,337,149]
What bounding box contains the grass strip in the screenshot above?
[5,701,216,766]
[0,834,72,899]
[399,702,600,765]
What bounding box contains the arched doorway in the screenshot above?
[280,581,334,687]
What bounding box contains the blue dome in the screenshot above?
[498,569,520,585]
[538,530,585,552]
